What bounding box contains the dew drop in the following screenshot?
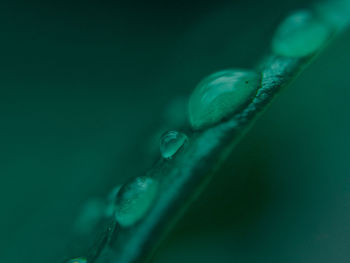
[160,130,188,159]
[115,176,158,227]
[272,10,331,57]
[188,69,260,130]
[66,257,87,263]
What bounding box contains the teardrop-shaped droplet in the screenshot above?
[115,176,158,227]
[188,69,260,130]
[160,130,188,159]
[66,257,87,263]
[272,10,331,57]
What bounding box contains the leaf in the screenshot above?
[66,1,350,262]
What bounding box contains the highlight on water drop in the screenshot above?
[115,176,159,227]
[160,130,188,159]
[188,69,261,130]
[272,10,332,57]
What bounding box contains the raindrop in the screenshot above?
[115,176,158,227]
[272,10,331,57]
[188,69,260,130]
[160,130,188,159]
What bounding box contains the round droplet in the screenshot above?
[115,176,158,227]
[188,69,260,130]
[272,10,331,57]
[66,257,87,263]
[160,130,188,159]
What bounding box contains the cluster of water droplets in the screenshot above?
[108,68,261,229]
[68,5,345,261]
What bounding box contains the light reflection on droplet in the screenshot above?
[160,130,188,159]
[188,69,260,130]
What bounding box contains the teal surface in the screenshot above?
[0,0,350,262]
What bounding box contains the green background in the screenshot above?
[0,0,349,262]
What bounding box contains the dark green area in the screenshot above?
[0,0,349,262]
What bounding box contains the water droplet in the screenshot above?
[188,69,260,130]
[160,130,188,159]
[66,257,87,263]
[272,10,331,57]
[316,0,350,31]
[115,176,158,227]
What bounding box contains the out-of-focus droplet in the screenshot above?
[272,10,331,57]
[160,130,188,159]
[74,198,104,235]
[105,186,121,217]
[316,0,350,31]
[115,176,158,227]
[188,69,260,130]
[66,257,87,263]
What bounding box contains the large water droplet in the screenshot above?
[160,130,188,159]
[188,69,260,130]
[272,10,331,57]
[115,176,158,227]
[66,257,87,263]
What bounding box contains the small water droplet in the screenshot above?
[160,130,188,159]
[272,10,331,57]
[188,69,260,130]
[66,257,87,263]
[115,176,158,227]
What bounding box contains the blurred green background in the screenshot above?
[0,0,349,262]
